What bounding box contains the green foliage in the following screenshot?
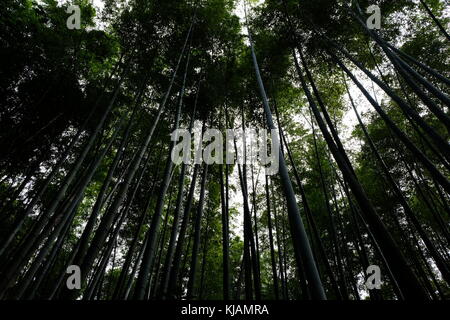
[1,0,449,301]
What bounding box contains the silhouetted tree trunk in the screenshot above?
[166,147,202,299]
[293,46,427,299]
[186,164,208,299]
[345,80,450,285]
[133,49,191,299]
[265,175,279,300]
[245,4,326,299]
[419,0,450,41]
[158,86,199,297]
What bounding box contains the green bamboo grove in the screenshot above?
[0,0,449,300]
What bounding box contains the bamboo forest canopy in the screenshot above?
[0,0,449,301]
